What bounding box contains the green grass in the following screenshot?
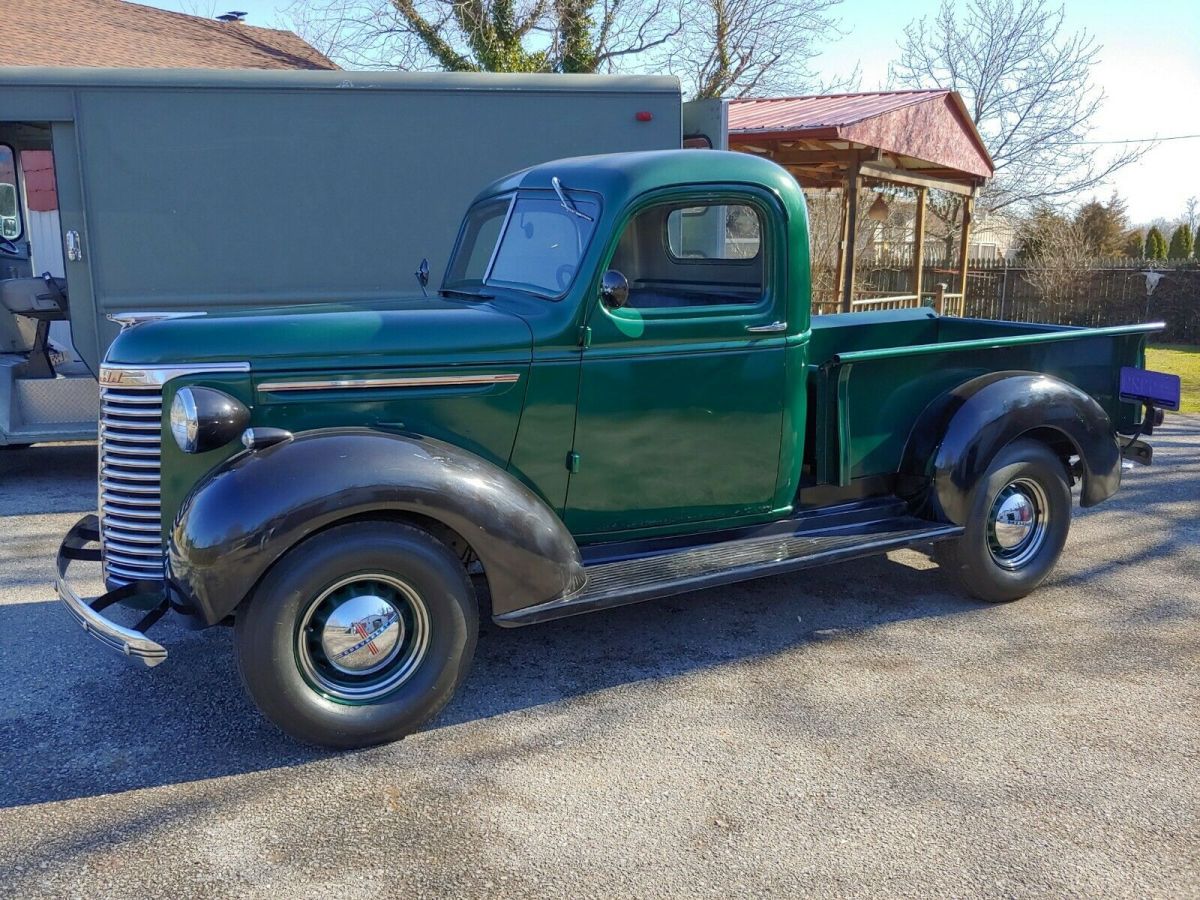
[1146,344,1200,414]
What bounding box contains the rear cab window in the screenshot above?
[609,200,766,310]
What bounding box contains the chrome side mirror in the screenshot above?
[600,269,629,309]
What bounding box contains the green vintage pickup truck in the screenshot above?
[56,150,1177,748]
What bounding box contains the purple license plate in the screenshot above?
[1120,367,1181,411]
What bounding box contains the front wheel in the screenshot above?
[935,438,1072,603]
[234,521,478,749]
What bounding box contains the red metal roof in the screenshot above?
[729,89,951,132]
[728,89,994,181]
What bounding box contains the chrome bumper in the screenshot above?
[55,514,169,667]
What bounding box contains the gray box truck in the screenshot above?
[0,68,707,447]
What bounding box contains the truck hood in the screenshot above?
[103,295,533,371]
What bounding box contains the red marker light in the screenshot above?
[635,111,653,122]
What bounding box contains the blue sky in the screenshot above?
[146,0,1199,224]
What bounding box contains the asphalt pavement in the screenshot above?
[0,420,1197,898]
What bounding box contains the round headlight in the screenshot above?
[170,387,200,452]
[169,386,249,453]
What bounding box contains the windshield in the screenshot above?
[444,191,600,298]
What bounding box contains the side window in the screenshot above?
[610,200,765,309]
[0,145,22,241]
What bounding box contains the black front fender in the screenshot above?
[902,372,1121,525]
[168,429,584,625]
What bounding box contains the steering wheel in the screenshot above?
[554,263,576,292]
[0,237,18,257]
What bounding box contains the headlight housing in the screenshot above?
[169,386,250,453]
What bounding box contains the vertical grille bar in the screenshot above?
[99,384,165,585]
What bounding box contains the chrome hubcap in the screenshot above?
[987,478,1049,570]
[320,594,404,676]
[296,574,430,702]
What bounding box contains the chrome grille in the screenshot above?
[99,384,165,584]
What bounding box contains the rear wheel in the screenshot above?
[235,521,477,749]
[935,438,1072,603]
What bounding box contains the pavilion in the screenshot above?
[727,90,995,314]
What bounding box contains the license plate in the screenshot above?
[1120,367,1181,411]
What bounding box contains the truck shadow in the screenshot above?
[0,551,981,809]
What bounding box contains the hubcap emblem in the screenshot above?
[320,595,404,675]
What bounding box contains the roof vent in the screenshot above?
[215,11,248,22]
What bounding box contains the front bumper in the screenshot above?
[55,514,170,667]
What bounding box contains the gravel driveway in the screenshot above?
[1,419,1197,898]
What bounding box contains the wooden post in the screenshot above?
[840,156,861,313]
[934,282,946,316]
[912,186,927,302]
[957,194,974,308]
[831,187,851,309]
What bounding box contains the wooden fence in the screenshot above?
[823,256,1200,344]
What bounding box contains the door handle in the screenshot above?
[747,320,787,333]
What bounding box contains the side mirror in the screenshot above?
[600,269,629,309]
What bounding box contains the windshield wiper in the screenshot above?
[440,287,493,300]
[552,176,593,222]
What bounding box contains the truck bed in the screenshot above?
[804,308,1160,486]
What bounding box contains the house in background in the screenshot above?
[3,0,337,71]
[862,196,1018,263]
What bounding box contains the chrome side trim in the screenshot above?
[99,361,251,389]
[257,373,522,393]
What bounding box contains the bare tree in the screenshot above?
[286,0,845,96]
[176,0,221,17]
[1184,196,1199,235]
[1019,208,1096,308]
[652,0,844,98]
[890,0,1146,216]
[284,0,682,73]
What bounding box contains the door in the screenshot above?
[681,98,728,150]
[563,190,787,536]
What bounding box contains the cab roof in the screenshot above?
[481,149,807,220]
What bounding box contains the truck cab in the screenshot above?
[55,150,1176,749]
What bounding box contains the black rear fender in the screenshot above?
[902,372,1120,524]
[168,429,584,625]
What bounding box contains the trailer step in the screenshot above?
[496,516,963,626]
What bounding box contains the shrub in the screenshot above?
[1167,224,1194,260]
[1145,226,1168,260]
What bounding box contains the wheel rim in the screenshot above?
[986,477,1049,570]
[295,574,431,702]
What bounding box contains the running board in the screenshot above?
[495,518,963,627]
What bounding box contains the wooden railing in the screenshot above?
[811,286,964,317]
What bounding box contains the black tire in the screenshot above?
[234,520,478,749]
[934,438,1072,603]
